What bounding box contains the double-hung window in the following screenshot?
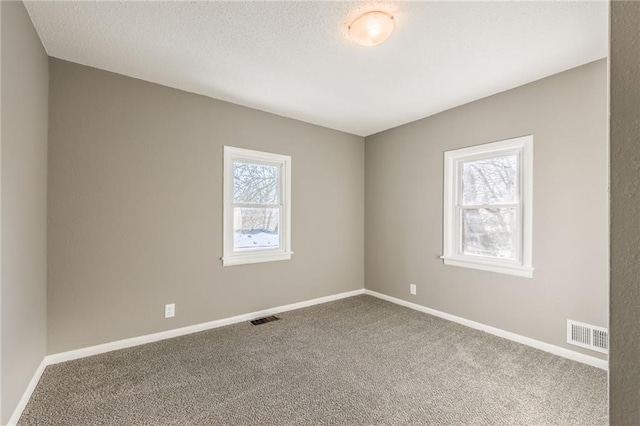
[442,135,533,277]
[222,146,292,266]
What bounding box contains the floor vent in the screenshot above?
[250,315,280,326]
[567,320,608,354]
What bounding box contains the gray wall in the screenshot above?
[365,59,608,359]
[610,2,640,423]
[47,59,364,354]
[0,1,49,424]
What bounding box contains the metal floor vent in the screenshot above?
[250,315,280,326]
[567,320,609,354]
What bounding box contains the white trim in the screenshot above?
[223,146,292,267]
[443,135,534,278]
[441,256,534,278]
[7,288,365,423]
[364,289,608,371]
[221,251,294,266]
[46,289,364,365]
[7,359,48,426]
[7,287,605,423]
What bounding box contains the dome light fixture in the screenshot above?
[348,11,395,47]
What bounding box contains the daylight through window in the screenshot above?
[442,136,533,277]
[223,146,291,266]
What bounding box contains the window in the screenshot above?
[442,135,533,278]
[223,146,292,266]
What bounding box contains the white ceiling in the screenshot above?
[24,1,608,137]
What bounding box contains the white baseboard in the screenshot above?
[364,289,608,371]
[8,288,364,424]
[47,288,365,365]
[9,286,605,424]
[7,358,48,426]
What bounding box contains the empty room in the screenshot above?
[2,0,639,425]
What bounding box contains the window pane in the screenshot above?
[233,162,279,204]
[462,155,518,205]
[234,207,280,250]
[462,208,516,259]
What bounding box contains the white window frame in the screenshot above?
[222,146,292,266]
[442,135,534,278]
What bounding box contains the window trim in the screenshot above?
[222,146,292,266]
[442,135,534,278]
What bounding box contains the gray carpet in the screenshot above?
[19,295,607,425]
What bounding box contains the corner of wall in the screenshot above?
[1,1,49,424]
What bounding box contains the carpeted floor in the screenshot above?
[19,295,607,425]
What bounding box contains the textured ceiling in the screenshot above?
[24,1,608,136]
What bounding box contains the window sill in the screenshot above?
[441,256,534,278]
[222,251,293,267]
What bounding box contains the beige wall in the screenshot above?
[1,1,49,424]
[47,59,364,354]
[365,59,608,359]
[610,2,640,423]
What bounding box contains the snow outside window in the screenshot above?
[222,146,292,266]
[442,136,534,278]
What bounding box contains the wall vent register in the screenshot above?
[567,319,608,354]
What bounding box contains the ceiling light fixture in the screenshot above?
[348,11,395,47]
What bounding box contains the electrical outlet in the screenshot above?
[410,283,417,295]
[165,303,175,318]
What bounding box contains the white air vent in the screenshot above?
[567,320,609,354]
